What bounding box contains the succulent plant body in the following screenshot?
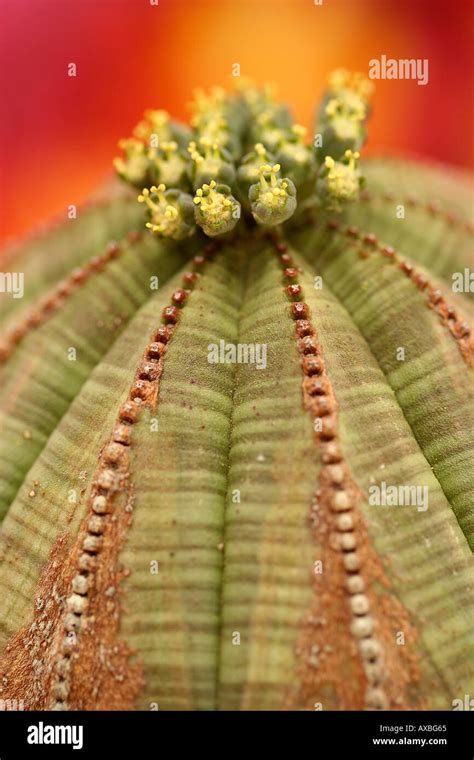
[0,70,472,712]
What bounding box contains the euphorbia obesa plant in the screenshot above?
[0,71,472,711]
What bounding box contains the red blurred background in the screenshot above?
[0,0,473,245]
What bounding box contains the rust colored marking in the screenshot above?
[0,242,218,710]
[356,192,474,236]
[283,267,299,281]
[171,289,189,306]
[182,271,200,288]
[0,197,131,272]
[286,284,303,300]
[424,282,474,367]
[363,233,378,246]
[0,236,144,368]
[318,221,474,367]
[414,274,428,291]
[162,305,180,324]
[399,261,414,275]
[345,226,359,238]
[270,235,421,711]
[290,302,309,320]
[295,319,315,338]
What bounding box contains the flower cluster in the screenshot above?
[114,70,373,239]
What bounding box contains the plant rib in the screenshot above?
[0,231,143,367]
[310,219,474,366]
[359,189,474,236]
[0,243,218,710]
[270,235,421,710]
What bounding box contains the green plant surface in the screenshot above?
[0,75,472,712]
[0,193,139,324]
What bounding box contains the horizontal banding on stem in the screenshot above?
[0,244,218,710]
[272,236,405,711]
[320,220,474,366]
[0,234,143,367]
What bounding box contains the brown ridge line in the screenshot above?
[0,190,133,270]
[0,230,144,368]
[358,189,474,236]
[309,217,473,367]
[0,241,220,711]
[267,234,421,711]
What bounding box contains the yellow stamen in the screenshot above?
[292,124,307,138]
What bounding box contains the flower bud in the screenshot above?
[236,143,275,204]
[275,125,317,197]
[193,181,241,237]
[114,138,151,187]
[316,150,364,212]
[249,164,297,225]
[134,109,193,148]
[187,138,236,190]
[149,141,190,190]
[138,184,196,240]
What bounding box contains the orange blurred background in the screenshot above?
[0,0,473,245]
